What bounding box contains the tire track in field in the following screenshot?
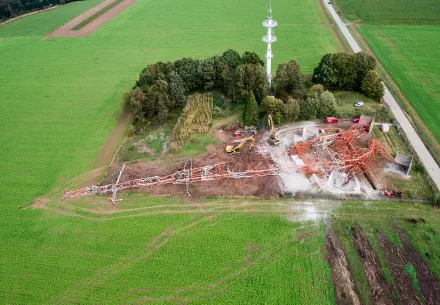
[44,217,207,305]
[125,233,307,304]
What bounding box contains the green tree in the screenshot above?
[308,84,325,98]
[234,63,268,103]
[243,91,259,125]
[332,52,357,90]
[354,52,376,89]
[174,57,202,90]
[136,61,174,89]
[221,49,241,70]
[241,51,264,66]
[312,53,337,86]
[167,71,187,109]
[317,91,338,117]
[274,60,303,96]
[300,97,318,120]
[361,70,384,101]
[129,88,147,125]
[261,96,284,124]
[283,97,300,122]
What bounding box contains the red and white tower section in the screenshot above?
[262,5,277,86]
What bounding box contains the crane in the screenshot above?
[267,114,280,145]
[226,136,255,154]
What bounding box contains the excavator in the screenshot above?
[226,136,255,154]
[267,114,280,145]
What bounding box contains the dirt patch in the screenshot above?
[31,197,50,209]
[351,227,395,305]
[395,225,440,304]
[101,140,281,198]
[325,222,361,305]
[82,113,130,187]
[378,224,440,305]
[406,218,426,224]
[378,233,423,305]
[46,0,137,37]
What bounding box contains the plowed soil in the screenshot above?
[378,224,440,305]
[352,227,395,305]
[325,222,361,305]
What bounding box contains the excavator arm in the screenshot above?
[267,114,280,145]
[226,136,255,154]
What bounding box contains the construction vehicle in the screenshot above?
[267,114,280,145]
[226,136,255,154]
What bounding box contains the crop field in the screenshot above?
[332,0,440,146]
[333,0,440,25]
[358,26,440,142]
[1,196,336,304]
[0,0,344,302]
[172,93,213,145]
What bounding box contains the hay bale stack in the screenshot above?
[172,93,213,145]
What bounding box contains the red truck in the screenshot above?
[325,117,339,123]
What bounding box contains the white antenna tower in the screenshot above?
[262,0,277,87]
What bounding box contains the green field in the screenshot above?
[333,0,440,25]
[0,0,343,207]
[0,0,344,302]
[332,0,440,145]
[359,25,440,142]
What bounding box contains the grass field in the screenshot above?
[332,0,440,148]
[359,25,440,142]
[333,0,440,25]
[1,196,336,304]
[0,0,343,302]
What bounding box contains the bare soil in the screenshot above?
[378,224,440,305]
[46,0,137,37]
[325,222,361,305]
[351,227,395,305]
[395,225,440,305]
[103,142,281,198]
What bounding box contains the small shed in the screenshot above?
[395,152,414,176]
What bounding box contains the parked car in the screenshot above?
[325,117,339,123]
[233,131,243,137]
[352,117,360,123]
[354,101,364,107]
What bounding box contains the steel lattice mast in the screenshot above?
[262,1,277,87]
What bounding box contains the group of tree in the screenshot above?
[124,49,268,127]
[0,0,75,21]
[244,84,337,126]
[243,58,337,126]
[312,52,384,101]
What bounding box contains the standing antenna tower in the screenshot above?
[262,1,277,87]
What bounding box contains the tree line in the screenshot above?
[0,0,75,21]
[125,49,384,130]
[124,49,268,128]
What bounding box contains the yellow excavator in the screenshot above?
[226,136,255,154]
[268,114,280,145]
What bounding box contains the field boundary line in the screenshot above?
[0,5,59,27]
[322,0,440,191]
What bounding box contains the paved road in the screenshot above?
[323,0,440,190]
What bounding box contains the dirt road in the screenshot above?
[46,0,137,37]
[322,0,440,191]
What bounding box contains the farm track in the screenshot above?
[46,0,138,37]
[45,203,315,303]
[322,0,440,191]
